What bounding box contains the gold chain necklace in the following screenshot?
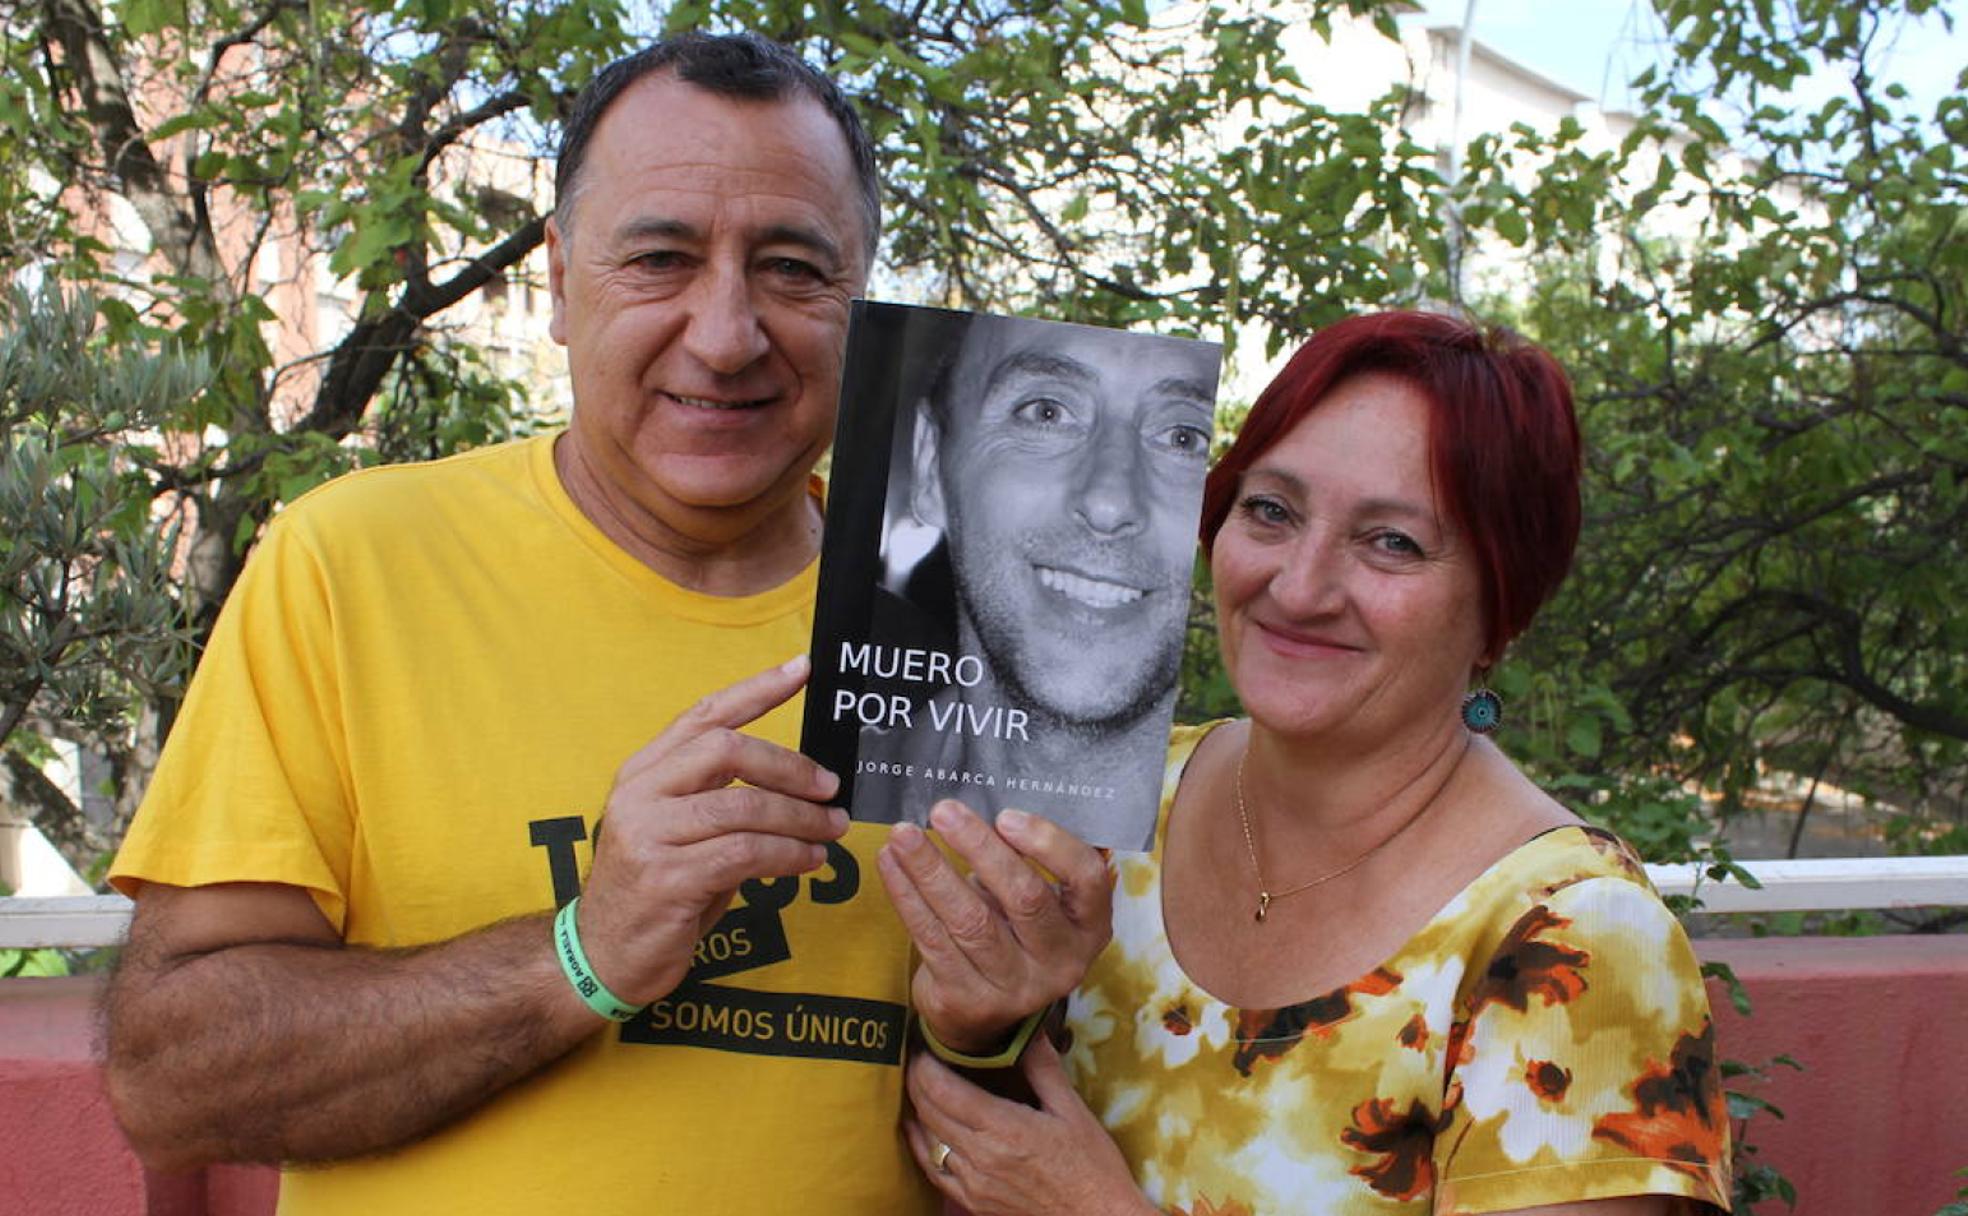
[1234,741,1464,924]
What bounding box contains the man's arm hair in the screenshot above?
[102,659,851,1172]
[103,881,604,1171]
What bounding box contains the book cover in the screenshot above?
[800,301,1222,851]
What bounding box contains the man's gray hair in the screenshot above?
[554,32,880,260]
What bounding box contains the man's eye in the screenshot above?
[1153,423,1211,457]
[763,256,825,281]
[1011,396,1071,425]
[632,251,687,272]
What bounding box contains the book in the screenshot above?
[799,301,1223,851]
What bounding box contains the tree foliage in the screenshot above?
[0,0,1433,863]
[0,282,205,867]
[1,0,1961,882]
[2,0,627,859]
[1469,0,1967,864]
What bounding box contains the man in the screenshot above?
[863,313,1217,849]
[101,34,1105,1214]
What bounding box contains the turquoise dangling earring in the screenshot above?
[1461,684,1503,734]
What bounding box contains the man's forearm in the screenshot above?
[104,913,601,1170]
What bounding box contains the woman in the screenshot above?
[898,312,1731,1214]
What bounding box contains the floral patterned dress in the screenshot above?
[1062,725,1732,1215]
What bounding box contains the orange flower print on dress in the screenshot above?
[1398,1013,1429,1051]
[1341,1096,1455,1200]
[1169,1196,1255,1216]
[1525,1059,1572,1101]
[1073,748,1733,1216]
[1593,1020,1728,1174]
[1580,826,1648,879]
[1232,968,1400,1075]
[1444,1018,1475,1069]
[1537,834,1643,898]
[1468,906,1590,1015]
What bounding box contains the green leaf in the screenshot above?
[1702,960,1751,1015]
[1727,1090,1784,1120]
[1493,206,1529,246]
[838,32,881,60]
[1565,715,1602,759]
[121,0,176,36]
[149,110,221,141]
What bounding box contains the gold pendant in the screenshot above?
[1255,891,1270,923]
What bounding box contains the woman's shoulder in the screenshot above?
[1166,719,1230,761]
[1492,823,1654,894]
[1420,823,1668,957]
[1433,825,1732,1211]
[1143,719,1235,859]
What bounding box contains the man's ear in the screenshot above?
[910,403,947,529]
[545,215,569,346]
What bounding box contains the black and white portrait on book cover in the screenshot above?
[800,302,1221,851]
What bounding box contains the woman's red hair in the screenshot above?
[1201,311,1581,661]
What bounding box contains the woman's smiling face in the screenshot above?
[1211,371,1489,745]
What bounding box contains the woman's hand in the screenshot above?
[878,799,1111,1054]
[904,1034,1154,1216]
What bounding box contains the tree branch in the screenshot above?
[305,216,547,439]
[41,0,225,287]
[1714,591,1968,740]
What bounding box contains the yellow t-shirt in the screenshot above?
[1064,724,1732,1215]
[111,434,932,1215]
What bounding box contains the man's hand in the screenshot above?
[876,800,1111,1054]
[575,653,846,1006]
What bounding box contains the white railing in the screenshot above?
[3,856,1967,950]
[0,895,133,949]
[1646,855,1968,914]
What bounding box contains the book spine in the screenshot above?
[799,300,906,808]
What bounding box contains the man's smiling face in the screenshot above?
[547,71,868,539]
[917,317,1216,729]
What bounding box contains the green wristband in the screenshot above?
[553,897,642,1022]
[917,1005,1048,1069]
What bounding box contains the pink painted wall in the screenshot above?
[4,938,1965,1214]
[1703,935,1968,1216]
[0,976,275,1216]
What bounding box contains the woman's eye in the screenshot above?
[1238,495,1290,525]
[1374,531,1424,557]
